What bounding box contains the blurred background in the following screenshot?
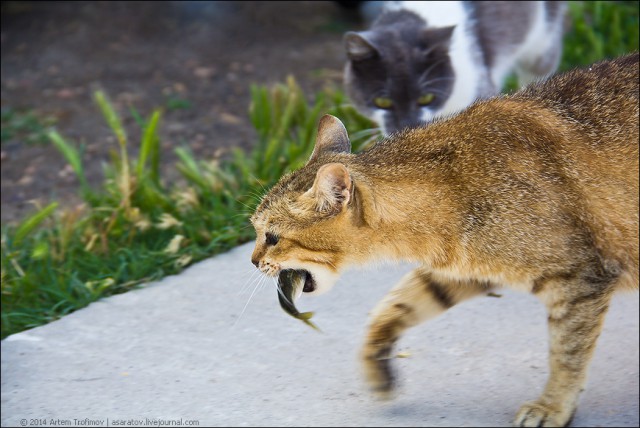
[1,1,638,338]
[1,1,365,223]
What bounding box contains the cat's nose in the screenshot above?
[251,258,259,268]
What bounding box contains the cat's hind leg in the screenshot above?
[361,267,492,398]
[514,267,617,427]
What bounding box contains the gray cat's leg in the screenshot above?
[361,267,492,397]
[515,3,566,86]
[515,42,563,87]
[514,272,615,427]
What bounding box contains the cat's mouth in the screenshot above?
[302,270,316,293]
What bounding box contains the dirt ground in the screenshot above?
[1,1,368,224]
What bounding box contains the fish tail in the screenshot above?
[298,312,321,332]
[303,319,322,332]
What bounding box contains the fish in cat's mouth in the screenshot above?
[302,270,316,293]
[277,269,320,331]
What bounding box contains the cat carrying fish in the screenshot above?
[251,53,639,426]
[344,1,567,135]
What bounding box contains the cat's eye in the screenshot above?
[265,232,279,246]
[373,97,393,109]
[417,93,436,106]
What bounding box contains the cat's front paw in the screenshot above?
[514,401,575,427]
[360,346,397,400]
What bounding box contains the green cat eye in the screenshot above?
[373,97,393,109]
[417,93,436,106]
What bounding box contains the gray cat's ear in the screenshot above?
[305,162,352,214]
[344,31,378,60]
[423,25,456,48]
[309,114,351,163]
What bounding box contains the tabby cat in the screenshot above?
[250,53,639,426]
[344,1,567,135]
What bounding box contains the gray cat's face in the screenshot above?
[344,11,455,135]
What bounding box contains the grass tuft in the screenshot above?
[0,78,378,339]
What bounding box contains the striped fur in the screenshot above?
[251,54,639,427]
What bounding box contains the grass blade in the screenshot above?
[136,109,162,183]
[94,91,127,147]
[13,202,58,246]
[48,130,90,193]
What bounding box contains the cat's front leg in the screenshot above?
[361,267,492,398]
[514,274,615,427]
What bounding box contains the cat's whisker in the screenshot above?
[271,277,280,291]
[239,190,259,199]
[248,173,269,194]
[238,271,259,289]
[233,274,268,328]
[419,76,456,86]
[418,58,450,82]
[227,215,257,230]
[235,199,258,213]
[413,38,455,61]
[245,190,266,203]
[230,263,260,280]
[418,88,451,98]
[229,212,255,222]
[236,188,266,205]
[237,274,258,297]
[236,197,254,212]
[238,268,264,296]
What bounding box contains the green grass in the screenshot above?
[562,0,639,71]
[1,107,56,145]
[164,96,192,111]
[1,0,638,339]
[0,78,378,339]
[503,0,639,92]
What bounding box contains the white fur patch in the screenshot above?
[420,107,436,123]
[389,1,484,119]
[305,268,340,296]
[371,109,388,135]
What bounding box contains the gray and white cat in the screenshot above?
[344,1,567,135]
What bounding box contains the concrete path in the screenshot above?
[2,242,638,427]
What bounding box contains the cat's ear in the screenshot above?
[305,162,352,215]
[309,114,351,163]
[423,25,456,49]
[344,31,378,61]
